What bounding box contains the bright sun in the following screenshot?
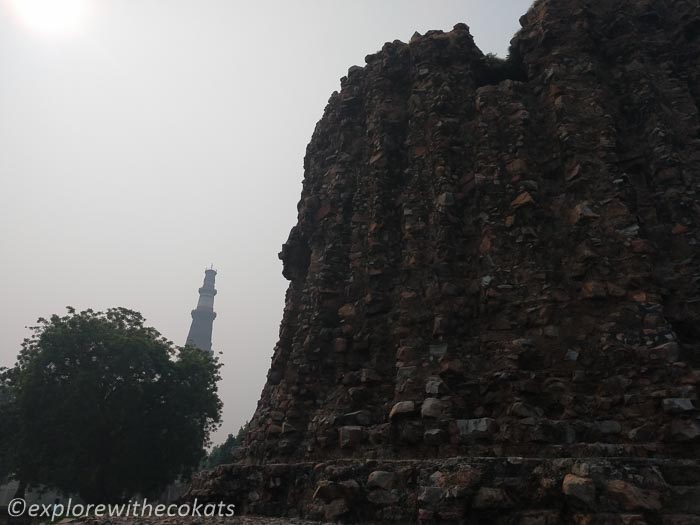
[8,0,90,37]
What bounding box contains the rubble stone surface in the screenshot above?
[190,0,700,522]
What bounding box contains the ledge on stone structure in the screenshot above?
[186,456,700,524]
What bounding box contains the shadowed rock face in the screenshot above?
[190,0,700,521]
[246,0,700,463]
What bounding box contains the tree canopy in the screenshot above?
[200,422,249,471]
[0,366,18,483]
[4,307,222,502]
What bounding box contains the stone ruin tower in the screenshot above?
[190,0,700,522]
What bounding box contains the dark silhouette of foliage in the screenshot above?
[200,422,249,470]
[477,48,528,87]
[0,367,18,483]
[4,307,222,502]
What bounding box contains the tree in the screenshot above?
[0,367,18,483]
[200,422,249,470]
[6,307,222,502]
[478,51,527,86]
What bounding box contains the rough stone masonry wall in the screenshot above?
[190,457,700,523]
[190,0,700,522]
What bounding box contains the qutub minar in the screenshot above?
[185,267,217,353]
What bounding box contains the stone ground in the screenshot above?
[70,517,332,525]
[228,517,373,525]
[0,515,333,525]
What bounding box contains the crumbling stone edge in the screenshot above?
[186,457,700,523]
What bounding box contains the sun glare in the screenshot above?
[8,0,90,38]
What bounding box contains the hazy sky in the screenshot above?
[0,0,532,444]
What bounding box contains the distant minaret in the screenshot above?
[186,267,217,352]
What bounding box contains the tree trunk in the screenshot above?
[13,479,26,499]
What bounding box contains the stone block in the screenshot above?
[367,470,398,490]
[455,418,497,440]
[421,398,449,419]
[663,398,695,414]
[339,425,364,448]
[605,480,661,511]
[563,473,596,509]
[473,487,513,509]
[389,401,416,419]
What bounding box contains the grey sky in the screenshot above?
[0,0,532,444]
